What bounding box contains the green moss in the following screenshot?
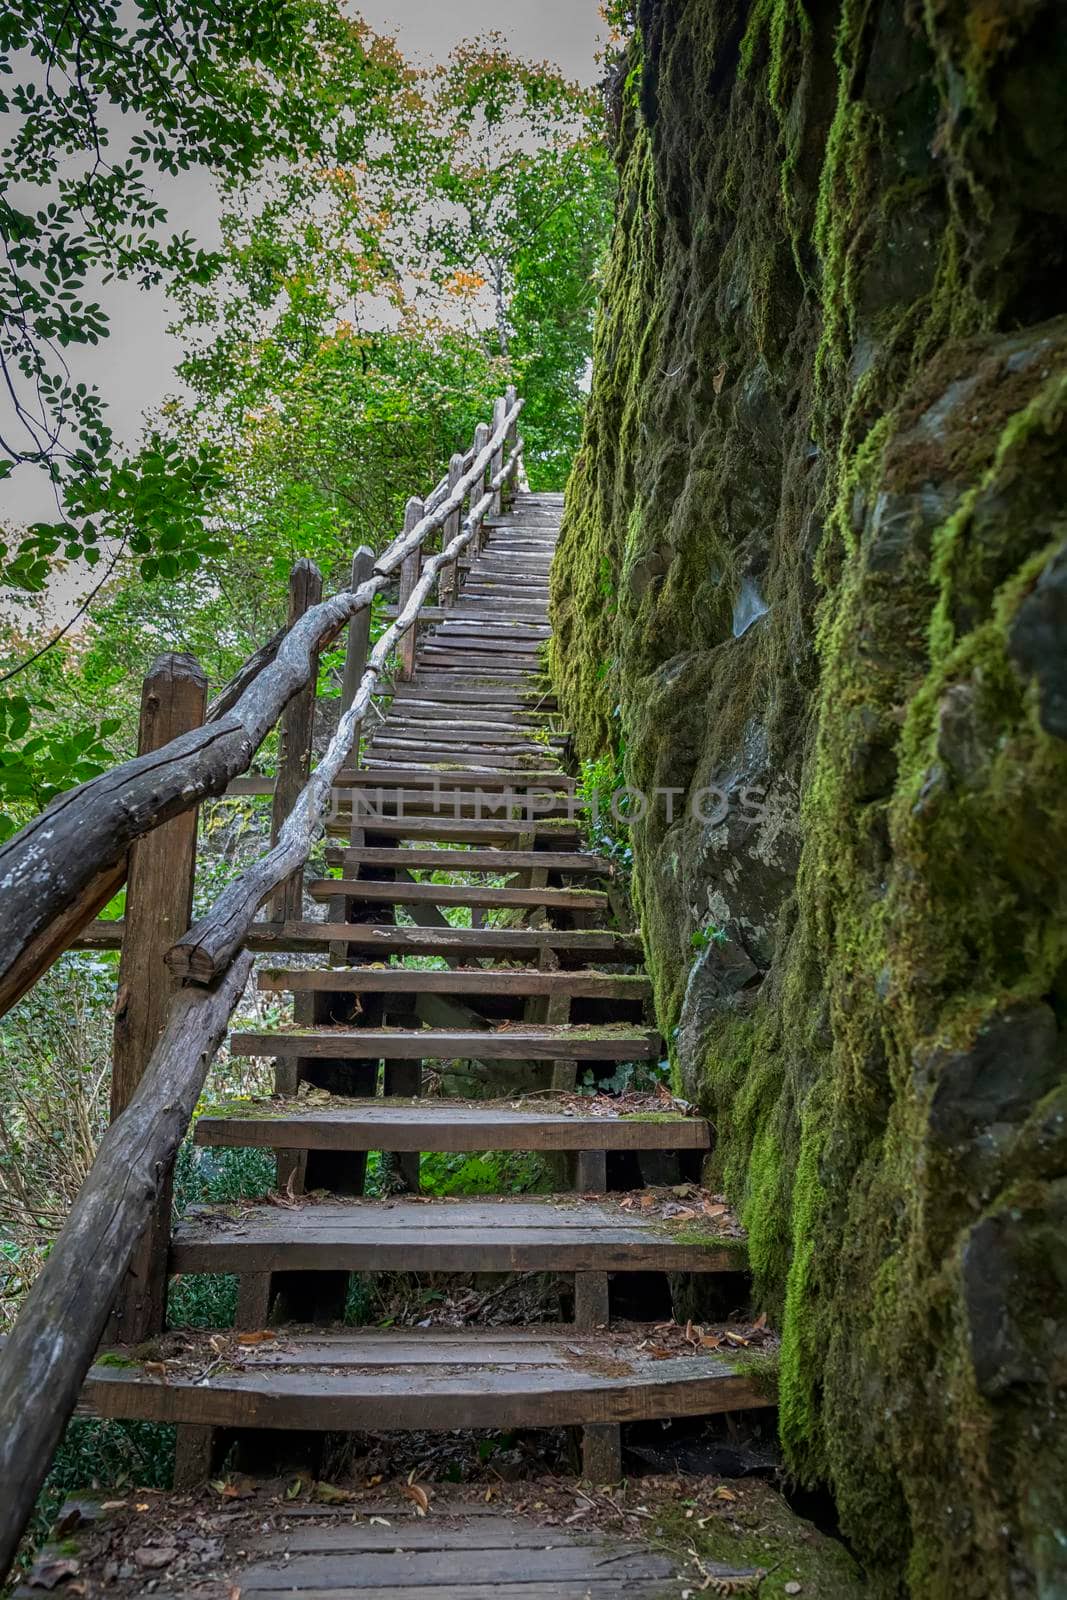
[649,1479,864,1598]
[552,3,1067,1594]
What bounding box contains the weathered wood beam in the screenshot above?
[270,561,323,923]
[109,653,206,1342]
[0,951,253,1584]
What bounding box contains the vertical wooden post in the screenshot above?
[489,396,506,520]
[397,497,423,681]
[109,652,206,1342]
[439,453,465,607]
[572,1143,620,1481]
[502,385,518,512]
[340,546,376,738]
[270,559,323,924]
[269,559,322,1234]
[472,423,490,553]
[330,545,376,965]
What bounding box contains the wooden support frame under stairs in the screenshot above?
[0,399,776,1587]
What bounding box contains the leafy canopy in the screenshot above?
[0,0,405,591]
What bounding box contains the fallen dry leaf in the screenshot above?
[236,1330,277,1346]
[314,1482,354,1504]
[30,1557,81,1590]
[134,1546,177,1570]
[402,1482,431,1516]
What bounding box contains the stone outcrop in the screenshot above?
[550,2,1067,1593]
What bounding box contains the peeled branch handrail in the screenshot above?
[0,950,253,1581]
[0,397,521,1019]
[167,434,525,983]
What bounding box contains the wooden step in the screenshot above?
[258,966,648,998]
[368,736,555,757]
[397,686,556,706]
[375,724,565,745]
[242,924,641,959]
[384,706,558,729]
[333,793,574,821]
[323,846,606,873]
[229,1024,661,1062]
[381,605,550,622]
[14,1500,722,1600]
[85,1325,769,1434]
[430,620,551,635]
[334,767,571,790]
[169,1196,742,1274]
[307,879,607,911]
[197,1098,708,1153]
[325,816,580,843]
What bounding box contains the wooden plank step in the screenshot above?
[421,634,548,648]
[430,618,551,633]
[257,966,646,998]
[377,724,564,744]
[424,627,548,643]
[364,744,556,764]
[197,1098,708,1153]
[461,582,550,595]
[307,880,607,911]
[333,768,572,790]
[324,817,580,843]
[396,686,556,706]
[361,751,557,773]
[322,846,602,873]
[168,1198,743,1275]
[414,655,548,673]
[381,606,549,621]
[15,1501,703,1600]
[229,1024,661,1061]
[242,924,642,959]
[372,723,558,742]
[333,794,574,821]
[76,922,637,958]
[419,644,547,661]
[84,1325,768,1436]
[385,704,557,726]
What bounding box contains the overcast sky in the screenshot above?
[1,1,605,529]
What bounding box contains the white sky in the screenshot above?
[0,1,606,529]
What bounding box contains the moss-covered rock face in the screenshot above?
[551,2,1067,1593]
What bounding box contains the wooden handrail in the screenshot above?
[0,397,521,1019]
[168,432,525,983]
[0,953,253,1580]
[0,398,526,1581]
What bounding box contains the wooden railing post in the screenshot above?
[472,422,490,553]
[109,652,206,1342]
[340,546,376,748]
[489,395,506,520]
[502,384,518,512]
[397,497,423,680]
[270,559,323,923]
[439,453,465,607]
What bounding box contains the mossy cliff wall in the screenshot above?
[550,2,1067,1594]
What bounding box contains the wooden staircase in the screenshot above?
[25,492,775,1594]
